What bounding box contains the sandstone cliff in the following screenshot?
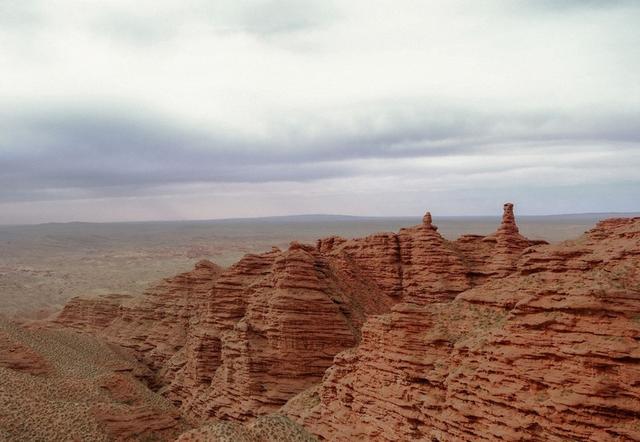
[53,204,545,427]
[283,217,640,441]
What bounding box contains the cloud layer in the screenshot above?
[1,0,639,223]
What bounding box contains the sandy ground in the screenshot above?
[0,214,631,317]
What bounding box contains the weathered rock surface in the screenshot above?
[54,293,134,332]
[54,246,394,422]
[40,203,640,440]
[0,330,50,375]
[171,243,370,422]
[90,403,181,441]
[453,202,548,284]
[52,204,546,427]
[283,217,640,441]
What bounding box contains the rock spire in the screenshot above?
[499,202,519,234]
[422,211,437,230]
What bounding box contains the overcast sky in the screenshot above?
[1,0,639,223]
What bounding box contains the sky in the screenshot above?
[1,0,639,224]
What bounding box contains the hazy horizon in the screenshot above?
[1,1,639,223]
[2,209,640,227]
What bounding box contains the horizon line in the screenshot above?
[2,210,640,228]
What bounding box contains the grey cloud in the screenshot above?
[0,110,352,201]
[1,0,639,220]
[1,103,638,203]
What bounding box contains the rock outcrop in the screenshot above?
[54,293,134,332]
[170,243,369,422]
[54,245,397,422]
[453,202,547,284]
[41,203,640,441]
[0,330,50,375]
[90,404,181,441]
[283,217,640,441]
[52,203,547,427]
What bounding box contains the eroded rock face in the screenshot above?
[0,330,50,375]
[55,245,396,422]
[171,244,367,421]
[53,203,548,427]
[55,293,133,332]
[283,217,640,441]
[453,202,547,284]
[316,204,543,304]
[90,404,181,441]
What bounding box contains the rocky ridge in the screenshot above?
[52,203,544,430]
[6,203,637,441]
[283,216,640,441]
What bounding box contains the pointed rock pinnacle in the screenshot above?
[500,203,519,234]
[422,211,438,230]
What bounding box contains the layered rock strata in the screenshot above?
[54,203,546,426]
[284,217,640,441]
[54,293,133,332]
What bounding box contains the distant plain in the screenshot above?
[1,213,637,317]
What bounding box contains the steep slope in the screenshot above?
[169,242,373,421]
[283,217,640,441]
[55,244,398,422]
[0,318,185,441]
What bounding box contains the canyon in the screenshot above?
[1,204,638,441]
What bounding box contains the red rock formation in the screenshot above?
[52,203,548,429]
[321,232,403,299]
[454,202,546,283]
[396,213,472,303]
[284,217,640,441]
[54,293,133,332]
[318,204,544,303]
[168,242,381,422]
[482,202,547,275]
[104,259,222,375]
[90,404,181,441]
[56,245,392,422]
[0,331,50,375]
